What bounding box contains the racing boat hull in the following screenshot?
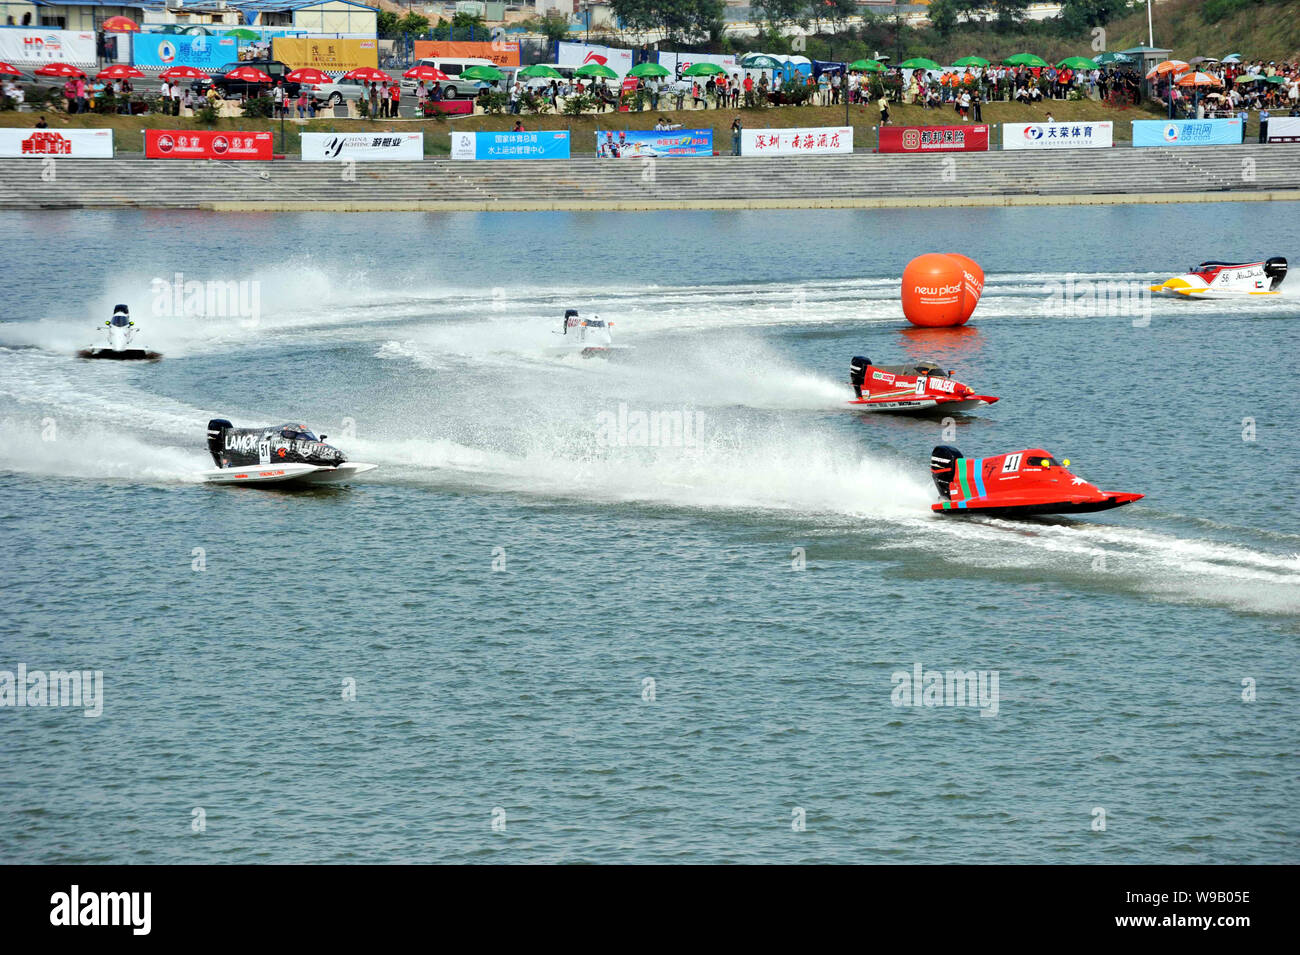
[848,356,998,414]
[77,348,162,361]
[929,446,1142,518]
[848,395,997,414]
[200,462,378,486]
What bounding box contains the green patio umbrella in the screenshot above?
[628,62,670,78]
[1094,52,1134,65]
[1264,74,1289,85]
[519,64,563,79]
[740,54,783,70]
[224,28,258,41]
[1004,53,1050,68]
[461,65,505,82]
[848,58,885,73]
[574,62,619,79]
[1057,57,1097,70]
[899,58,941,70]
[681,62,725,77]
[952,56,989,68]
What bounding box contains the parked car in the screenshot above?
[310,76,370,106]
[400,56,500,99]
[192,60,300,99]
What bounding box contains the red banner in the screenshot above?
[145,130,274,160]
[424,100,473,116]
[878,125,989,153]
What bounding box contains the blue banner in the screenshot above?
[133,35,241,71]
[1131,119,1244,147]
[596,128,713,158]
[473,131,570,160]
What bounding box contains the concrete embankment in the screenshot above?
[2,145,1298,212]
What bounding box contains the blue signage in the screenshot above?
[595,128,713,158]
[1131,119,1244,147]
[133,35,241,71]
[477,131,570,160]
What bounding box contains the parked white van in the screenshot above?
[400,57,506,99]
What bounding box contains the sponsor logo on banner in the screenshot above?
[273,38,378,72]
[878,125,989,153]
[596,128,712,158]
[1265,116,1300,143]
[133,35,239,71]
[451,131,571,160]
[301,132,423,161]
[0,128,113,158]
[412,40,520,67]
[146,130,273,160]
[1002,122,1113,150]
[1131,119,1243,147]
[0,29,96,65]
[741,126,852,156]
[557,41,633,75]
[656,50,738,80]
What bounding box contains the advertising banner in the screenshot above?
[0,128,112,158]
[1002,121,1113,150]
[301,132,422,161]
[595,128,712,158]
[741,126,852,156]
[1131,119,1243,147]
[557,41,633,76]
[273,38,378,72]
[878,125,989,153]
[412,40,520,67]
[656,50,738,80]
[450,131,571,160]
[145,130,274,160]
[132,35,240,71]
[0,29,96,66]
[1265,116,1300,143]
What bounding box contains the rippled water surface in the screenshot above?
[1,204,1297,863]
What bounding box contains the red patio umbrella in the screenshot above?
[34,63,87,78]
[403,65,449,82]
[225,66,273,84]
[343,67,392,83]
[100,16,140,32]
[97,64,145,80]
[159,66,210,81]
[285,68,332,85]
[0,62,23,77]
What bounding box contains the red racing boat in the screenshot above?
[849,356,998,414]
[929,445,1143,517]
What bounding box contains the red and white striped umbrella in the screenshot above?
[0,61,23,77]
[159,66,210,81]
[1175,71,1223,87]
[96,64,145,81]
[403,65,449,82]
[225,66,272,84]
[285,68,332,85]
[343,67,392,83]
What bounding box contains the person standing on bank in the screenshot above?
[731,116,743,156]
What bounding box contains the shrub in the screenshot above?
[241,95,274,118]
[194,102,220,125]
[562,93,593,116]
[480,90,508,114]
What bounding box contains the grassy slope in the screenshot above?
[1102,0,1300,63]
[2,97,1174,156]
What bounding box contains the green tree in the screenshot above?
[610,0,726,45]
[376,10,398,36]
[928,0,959,38]
[396,12,430,36]
[1059,0,1131,30]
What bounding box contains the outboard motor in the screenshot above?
[930,445,963,500]
[107,304,132,352]
[562,308,578,335]
[207,418,232,467]
[1264,257,1287,291]
[849,356,871,398]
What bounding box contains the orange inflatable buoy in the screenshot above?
[901,253,984,327]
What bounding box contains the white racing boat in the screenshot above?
[77,304,162,360]
[1150,257,1287,299]
[546,309,633,358]
[199,419,377,487]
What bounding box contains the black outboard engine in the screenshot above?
[930,445,963,500]
[207,418,232,467]
[563,308,578,334]
[850,356,871,398]
[1264,257,1287,291]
